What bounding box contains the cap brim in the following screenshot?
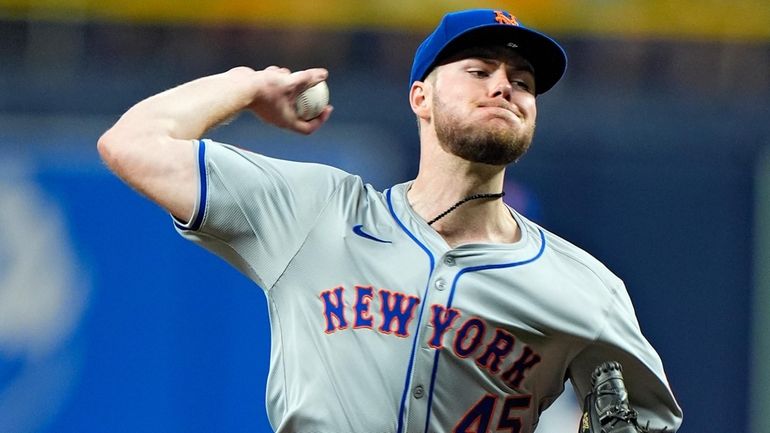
[430,24,567,95]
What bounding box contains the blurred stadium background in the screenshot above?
[0,1,768,432]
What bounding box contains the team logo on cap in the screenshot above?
[494,10,519,26]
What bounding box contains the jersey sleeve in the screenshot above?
[174,139,353,290]
[567,280,683,432]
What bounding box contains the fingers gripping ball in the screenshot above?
[295,81,329,121]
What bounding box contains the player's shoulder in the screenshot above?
[518,213,623,290]
[331,173,392,211]
[206,139,353,179]
[205,139,390,203]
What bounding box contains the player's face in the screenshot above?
[430,47,537,166]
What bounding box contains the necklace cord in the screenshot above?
[427,191,506,226]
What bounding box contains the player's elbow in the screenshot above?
[97,128,124,173]
[97,126,145,179]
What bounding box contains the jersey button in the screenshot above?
[435,278,446,291]
[413,385,425,399]
[443,256,456,266]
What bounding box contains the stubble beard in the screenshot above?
[433,95,535,166]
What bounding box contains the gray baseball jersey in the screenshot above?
[175,139,682,433]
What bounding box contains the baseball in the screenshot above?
[295,81,329,121]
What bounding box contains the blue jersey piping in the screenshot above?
[386,188,435,433]
[173,139,207,231]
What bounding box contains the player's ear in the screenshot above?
[409,80,431,121]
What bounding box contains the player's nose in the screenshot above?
[489,70,513,101]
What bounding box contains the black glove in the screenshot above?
[579,361,656,433]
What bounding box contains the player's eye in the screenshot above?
[468,69,489,78]
[512,79,534,94]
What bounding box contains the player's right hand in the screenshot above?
[242,65,333,135]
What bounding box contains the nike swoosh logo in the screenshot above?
[352,224,392,244]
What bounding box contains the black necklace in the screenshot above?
[427,191,506,226]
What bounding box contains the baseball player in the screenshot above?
[98,8,682,433]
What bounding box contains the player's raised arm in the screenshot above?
[96,66,332,221]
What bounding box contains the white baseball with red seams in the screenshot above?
[295,81,329,121]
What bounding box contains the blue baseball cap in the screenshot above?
[410,9,567,95]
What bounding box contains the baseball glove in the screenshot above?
[579,361,661,433]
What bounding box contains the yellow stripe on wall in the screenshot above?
[1,0,769,41]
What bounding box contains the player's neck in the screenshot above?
[409,153,520,247]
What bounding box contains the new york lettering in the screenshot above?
[318,285,541,387]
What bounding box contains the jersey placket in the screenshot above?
[403,251,459,433]
[400,229,547,433]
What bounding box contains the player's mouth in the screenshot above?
[476,103,522,122]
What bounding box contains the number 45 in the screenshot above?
[454,394,532,433]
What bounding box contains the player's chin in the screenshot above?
[478,118,528,139]
[480,119,524,139]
